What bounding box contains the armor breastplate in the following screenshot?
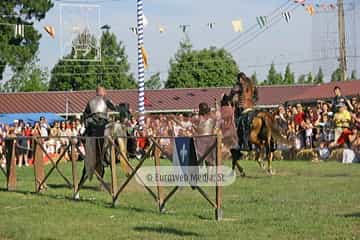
[89,96,107,114]
[197,118,215,135]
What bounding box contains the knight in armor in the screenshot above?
[82,86,117,178]
[235,72,258,151]
[83,86,117,136]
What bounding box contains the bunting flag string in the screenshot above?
[231,19,243,32]
[320,3,328,10]
[306,4,315,16]
[294,0,306,6]
[329,4,336,10]
[44,26,55,38]
[159,25,166,33]
[130,27,138,35]
[256,16,267,28]
[179,24,190,33]
[0,0,344,41]
[207,22,215,30]
[143,14,149,28]
[282,11,291,23]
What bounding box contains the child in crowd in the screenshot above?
[316,141,330,161]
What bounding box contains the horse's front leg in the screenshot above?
[249,125,265,170]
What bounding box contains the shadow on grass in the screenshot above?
[106,203,157,214]
[340,213,360,218]
[194,214,212,221]
[133,226,201,237]
[321,173,350,178]
[0,187,31,195]
[47,183,99,192]
[0,187,158,215]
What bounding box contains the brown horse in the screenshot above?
[227,73,290,175]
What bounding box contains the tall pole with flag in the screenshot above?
[137,0,145,129]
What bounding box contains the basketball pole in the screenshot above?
[137,0,145,129]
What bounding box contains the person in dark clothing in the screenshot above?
[332,86,354,113]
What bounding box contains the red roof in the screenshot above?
[1,81,355,114]
[287,80,360,103]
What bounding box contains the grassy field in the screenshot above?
[0,160,359,240]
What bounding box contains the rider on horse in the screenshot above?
[82,86,117,179]
[233,72,258,151]
[83,86,117,135]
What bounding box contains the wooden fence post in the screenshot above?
[215,132,223,221]
[71,141,78,196]
[6,139,16,191]
[110,142,118,206]
[34,139,45,192]
[154,142,164,212]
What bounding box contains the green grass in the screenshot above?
[0,160,359,240]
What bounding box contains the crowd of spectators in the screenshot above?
[0,86,359,167]
[274,86,360,163]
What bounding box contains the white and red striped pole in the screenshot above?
[137,0,145,129]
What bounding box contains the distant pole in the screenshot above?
[137,0,145,128]
[65,97,69,120]
[337,0,347,81]
[353,0,357,74]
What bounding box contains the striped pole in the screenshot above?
[137,0,145,129]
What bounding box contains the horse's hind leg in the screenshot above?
[266,140,275,175]
[249,118,265,170]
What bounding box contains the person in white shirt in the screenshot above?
[39,116,49,137]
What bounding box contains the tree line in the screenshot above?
[0,1,358,92]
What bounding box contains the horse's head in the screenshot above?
[228,72,258,108]
[230,82,243,105]
[228,72,247,106]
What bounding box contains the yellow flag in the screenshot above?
[44,26,56,38]
[140,45,149,69]
[159,25,166,33]
[232,19,243,32]
[306,5,315,16]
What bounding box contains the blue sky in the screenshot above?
[33,0,358,83]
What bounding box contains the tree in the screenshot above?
[250,72,258,85]
[0,58,48,92]
[49,30,136,91]
[314,67,324,84]
[297,74,306,84]
[306,72,314,84]
[276,73,283,84]
[350,70,357,80]
[266,63,283,85]
[284,64,295,85]
[0,1,53,80]
[331,68,342,82]
[267,63,277,85]
[165,39,238,88]
[145,72,162,89]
